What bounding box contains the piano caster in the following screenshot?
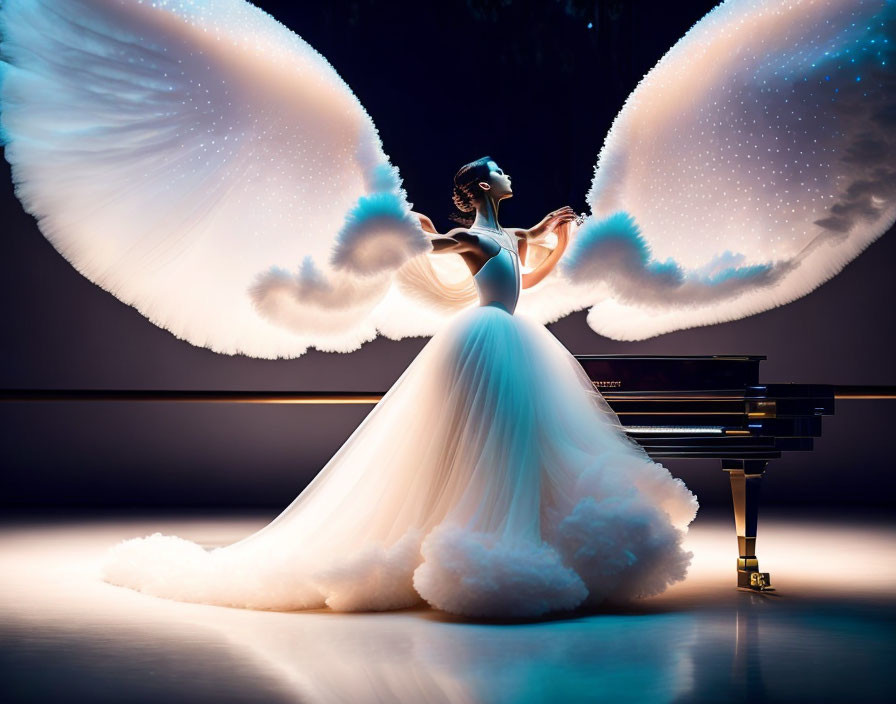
[736,569,775,592]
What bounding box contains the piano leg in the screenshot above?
[722,459,775,592]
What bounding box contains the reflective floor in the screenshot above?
[0,513,894,703]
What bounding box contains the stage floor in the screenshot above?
[1,512,894,703]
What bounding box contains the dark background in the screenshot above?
[1,0,893,513]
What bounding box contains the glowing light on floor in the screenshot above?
[0,515,893,703]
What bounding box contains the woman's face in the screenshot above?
[485,160,513,200]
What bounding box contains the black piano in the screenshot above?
[577,354,847,593]
[3,355,892,593]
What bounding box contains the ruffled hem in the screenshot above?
[103,494,692,619]
[413,525,588,618]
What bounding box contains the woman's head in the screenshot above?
[452,157,513,219]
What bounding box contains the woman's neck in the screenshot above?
[471,195,502,232]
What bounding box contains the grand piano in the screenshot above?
[578,354,837,593]
[3,355,891,593]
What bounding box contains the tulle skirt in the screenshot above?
[102,304,698,618]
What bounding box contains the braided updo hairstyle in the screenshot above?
[450,156,493,225]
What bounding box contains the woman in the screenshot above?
[103,158,698,619]
[415,157,577,293]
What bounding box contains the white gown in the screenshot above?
[102,226,699,618]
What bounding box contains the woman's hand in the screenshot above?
[520,208,577,289]
[532,206,578,239]
[410,210,438,235]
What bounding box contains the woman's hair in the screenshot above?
[450,156,493,225]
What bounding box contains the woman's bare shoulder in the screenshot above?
[429,227,482,254]
[436,227,484,246]
[447,227,478,241]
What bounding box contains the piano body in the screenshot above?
[578,354,839,593]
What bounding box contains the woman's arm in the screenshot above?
[520,221,572,289]
[507,206,577,288]
[411,211,477,253]
[430,230,477,253]
[509,206,577,242]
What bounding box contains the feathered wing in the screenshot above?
[541,0,896,340]
[0,0,434,359]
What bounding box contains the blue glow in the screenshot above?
[331,190,425,275]
[563,212,776,301]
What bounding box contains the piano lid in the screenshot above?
[577,355,766,392]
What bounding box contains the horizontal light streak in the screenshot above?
[0,386,892,404]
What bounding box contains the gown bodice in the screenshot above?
[470,225,521,315]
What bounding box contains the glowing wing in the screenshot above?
[0,0,430,358]
[552,0,895,340]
